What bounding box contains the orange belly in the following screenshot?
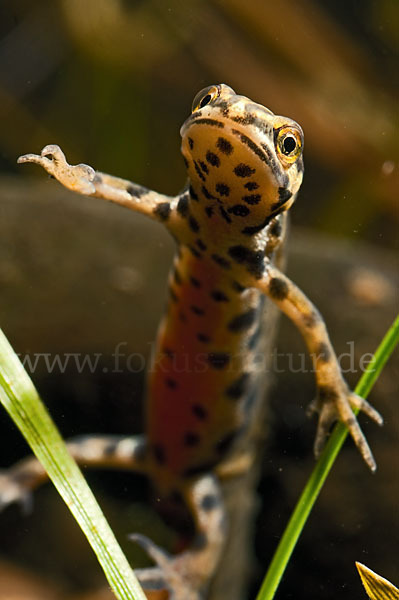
[146,246,262,492]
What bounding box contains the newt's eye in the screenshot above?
[192,85,220,112]
[275,126,303,164]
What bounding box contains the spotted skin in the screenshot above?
[5,84,383,599]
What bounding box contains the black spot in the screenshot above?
[189,185,199,201]
[184,432,200,447]
[103,440,119,456]
[153,202,171,220]
[191,118,224,128]
[197,333,211,343]
[215,431,238,455]
[188,245,201,258]
[244,181,259,191]
[218,99,230,116]
[183,156,189,168]
[269,277,289,300]
[215,182,230,197]
[211,253,231,269]
[228,204,250,217]
[199,160,209,175]
[316,342,331,363]
[228,308,257,332]
[190,276,201,288]
[201,185,216,200]
[196,238,207,251]
[173,267,182,285]
[189,216,200,232]
[237,131,286,185]
[205,206,214,218]
[188,137,194,150]
[241,215,273,236]
[177,195,189,217]
[194,160,206,182]
[231,280,246,292]
[242,194,261,205]
[207,352,231,369]
[225,373,250,399]
[190,305,205,316]
[271,187,292,211]
[206,151,220,167]
[192,404,208,420]
[200,494,220,511]
[126,183,149,198]
[165,377,178,389]
[169,287,178,303]
[228,245,265,278]
[153,444,166,465]
[210,290,229,302]
[219,206,232,223]
[234,163,255,178]
[216,137,233,155]
[231,113,256,126]
[279,187,293,203]
[269,220,282,237]
[303,310,319,328]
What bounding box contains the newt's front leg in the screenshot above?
[256,265,383,470]
[18,145,179,225]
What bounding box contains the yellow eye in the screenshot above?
[192,85,221,112]
[275,126,303,164]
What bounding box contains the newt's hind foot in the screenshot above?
[308,384,383,471]
[133,535,203,600]
[131,475,226,600]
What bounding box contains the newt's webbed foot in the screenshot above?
[18,145,96,195]
[308,384,383,471]
[132,534,204,600]
[130,475,226,600]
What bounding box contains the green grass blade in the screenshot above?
[0,328,147,600]
[256,314,399,600]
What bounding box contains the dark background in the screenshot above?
[0,1,397,599]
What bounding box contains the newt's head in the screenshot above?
[180,84,304,237]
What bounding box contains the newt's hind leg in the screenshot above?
[132,474,226,600]
[0,440,225,598]
[0,434,147,511]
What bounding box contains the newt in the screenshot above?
[0,84,382,599]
